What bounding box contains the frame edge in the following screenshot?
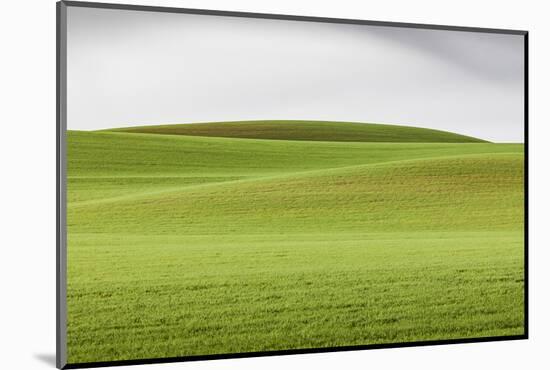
[523,31,529,339]
[57,1,68,369]
[61,0,527,35]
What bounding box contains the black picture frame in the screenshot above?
[56,1,529,368]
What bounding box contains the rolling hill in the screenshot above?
[106,120,488,143]
[66,124,523,364]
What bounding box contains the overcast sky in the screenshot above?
[67,6,525,142]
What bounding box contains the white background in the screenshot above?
[0,0,547,369]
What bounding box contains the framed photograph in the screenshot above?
[56,1,528,368]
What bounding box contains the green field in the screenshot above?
[66,121,524,364]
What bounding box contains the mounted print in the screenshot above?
[56,1,528,368]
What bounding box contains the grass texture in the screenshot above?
[66,122,524,364]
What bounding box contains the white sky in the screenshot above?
[67,6,525,142]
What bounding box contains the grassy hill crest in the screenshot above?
[106,120,488,143]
